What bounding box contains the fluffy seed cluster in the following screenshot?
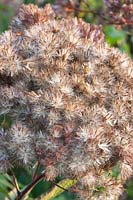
[0,4,132,200]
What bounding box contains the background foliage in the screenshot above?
[0,0,132,199]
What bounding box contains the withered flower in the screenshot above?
[0,4,132,199]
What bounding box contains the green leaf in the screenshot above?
[104,26,126,45]
[112,165,120,178]
[0,174,14,190]
[40,179,77,200]
[0,114,13,129]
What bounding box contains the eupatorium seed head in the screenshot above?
[0,3,132,200]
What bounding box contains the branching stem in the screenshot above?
[15,172,45,200]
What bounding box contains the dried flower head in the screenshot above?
[0,3,132,200]
[104,0,133,25]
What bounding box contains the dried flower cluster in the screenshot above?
[53,0,78,17]
[54,0,133,25]
[104,0,133,25]
[0,4,132,200]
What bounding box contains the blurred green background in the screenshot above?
[0,0,132,199]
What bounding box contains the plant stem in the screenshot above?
[15,172,45,200]
[12,173,20,195]
[32,161,41,180]
[15,171,77,200]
